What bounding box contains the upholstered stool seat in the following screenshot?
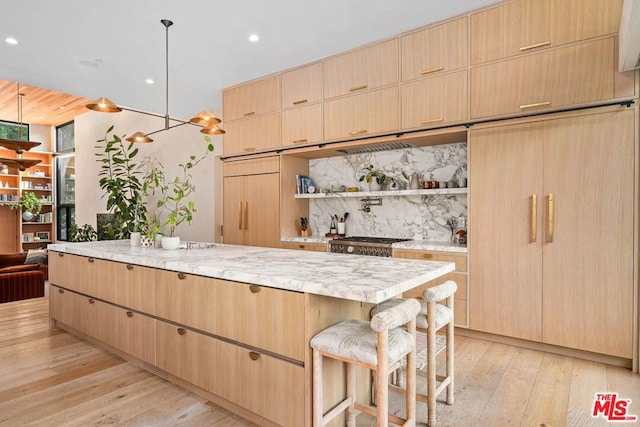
[311,298,421,427]
[374,299,453,332]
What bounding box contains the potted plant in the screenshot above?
[69,223,97,242]
[359,164,386,191]
[10,191,44,221]
[95,125,146,240]
[140,136,214,249]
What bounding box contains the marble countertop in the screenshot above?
[281,236,467,253]
[48,240,455,304]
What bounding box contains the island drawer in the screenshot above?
[156,321,304,427]
[393,249,467,272]
[155,270,305,361]
[281,241,328,252]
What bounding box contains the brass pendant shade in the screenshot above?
[86,97,122,113]
[85,19,225,143]
[125,132,153,143]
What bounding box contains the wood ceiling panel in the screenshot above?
[0,80,92,127]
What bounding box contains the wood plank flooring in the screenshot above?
[1,297,639,426]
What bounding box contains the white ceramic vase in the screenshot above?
[162,236,180,250]
[368,181,381,192]
[22,210,34,222]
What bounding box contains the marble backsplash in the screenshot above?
[306,143,467,241]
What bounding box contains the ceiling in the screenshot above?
[0,0,500,127]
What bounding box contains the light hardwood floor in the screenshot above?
[1,297,639,426]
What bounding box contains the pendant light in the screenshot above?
[86,19,224,142]
[0,83,43,170]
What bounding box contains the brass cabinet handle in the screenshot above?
[292,99,308,105]
[422,253,433,259]
[243,111,256,117]
[421,66,445,75]
[243,201,248,230]
[420,118,444,125]
[88,258,95,263]
[292,138,308,144]
[177,272,187,280]
[177,328,187,335]
[349,84,368,92]
[243,147,256,152]
[249,285,261,293]
[126,311,134,318]
[238,201,243,230]
[530,194,537,243]
[58,288,64,294]
[58,252,64,257]
[520,41,551,52]
[88,298,95,304]
[520,101,551,110]
[349,129,367,136]
[249,351,261,361]
[126,264,134,270]
[547,194,554,243]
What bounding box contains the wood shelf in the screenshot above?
[294,187,467,199]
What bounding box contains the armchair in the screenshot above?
[0,251,46,303]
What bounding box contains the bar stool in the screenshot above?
[310,298,421,427]
[372,280,457,427]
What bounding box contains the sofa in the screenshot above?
[0,251,47,303]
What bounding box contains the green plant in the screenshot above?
[359,164,386,185]
[141,136,214,237]
[9,191,44,215]
[69,223,97,242]
[95,125,146,239]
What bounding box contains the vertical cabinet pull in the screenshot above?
[546,194,554,243]
[243,201,248,230]
[530,194,537,243]
[238,202,244,230]
[249,351,261,361]
[126,264,134,270]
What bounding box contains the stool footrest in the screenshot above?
[323,397,354,424]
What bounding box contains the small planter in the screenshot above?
[162,236,180,250]
[368,181,382,192]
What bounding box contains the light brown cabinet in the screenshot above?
[323,86,399,141]
[222,112,281,156]
[223,75,280,121]
[223,157,280,247]
[470,0,623,65]
[401,70,468,130]
[393,249,468,327]
[280,241,327,252]
[281,103,323,147]
[470,37,634,119]
[469,109,634,358]
[281,62,322,109]
[323,39,399,100]
[401,16,468,82]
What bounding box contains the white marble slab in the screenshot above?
[48,241,455,304]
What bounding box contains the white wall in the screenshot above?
[29,124,53,152]
[74,110,224,242]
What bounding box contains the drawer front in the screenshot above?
[115,307,156,364]
[281,103,323,147]
[281,241,328,252]
[156,321,304,427]
[281,62,323,108]
[155,271,305,360]
[393,249,467,272]
[223,156,279,177]
[113,262,157,314]
[49,252,116,301]
[222,113,281,156]
[223,75,280,121]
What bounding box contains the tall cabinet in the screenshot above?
[469,108,635,359]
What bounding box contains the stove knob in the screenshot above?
[347,245,355,253]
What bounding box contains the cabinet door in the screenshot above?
[323,39,399,99]
[115,308,156,364]
[469,123,543,341]
[281,62,322,108]
[243,172,280,248]
[542,110,634,358]
[323,86,399,141]
[49,285,82,328]
[222,175,246,245]
[222,113,281,156]
[223,75,280,121]
[281,103,323,147]
[114,262,157,314]
[401,17,468,81]
[401,70,468,130]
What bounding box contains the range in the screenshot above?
[329,236,411,257]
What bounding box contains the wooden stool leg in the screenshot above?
[312,349,324,426]
[427,303,437,427]
[346,363,356,427]
[376,330,389,427]
[446,318,455,405]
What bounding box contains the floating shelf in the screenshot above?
[294,188,468,199]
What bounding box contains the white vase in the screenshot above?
[22,210,34,222]
[368,181,381,192]
[130,232,141,246]
[162,236,180,250]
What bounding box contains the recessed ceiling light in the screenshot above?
[59,106,65,110]
[249,34,259,43]
[5,37,18,45]
[145,78,155,84]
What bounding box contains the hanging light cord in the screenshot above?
[161,19,173,131]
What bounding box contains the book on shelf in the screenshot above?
[37,212,53,223]
[295,175,314,194]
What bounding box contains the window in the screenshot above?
[55,121,75,241]
[0,120,29,140]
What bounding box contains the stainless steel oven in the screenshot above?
[329,236,411,257]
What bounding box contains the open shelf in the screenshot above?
[294,187,467,199]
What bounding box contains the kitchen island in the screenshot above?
[47,240,454,426]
